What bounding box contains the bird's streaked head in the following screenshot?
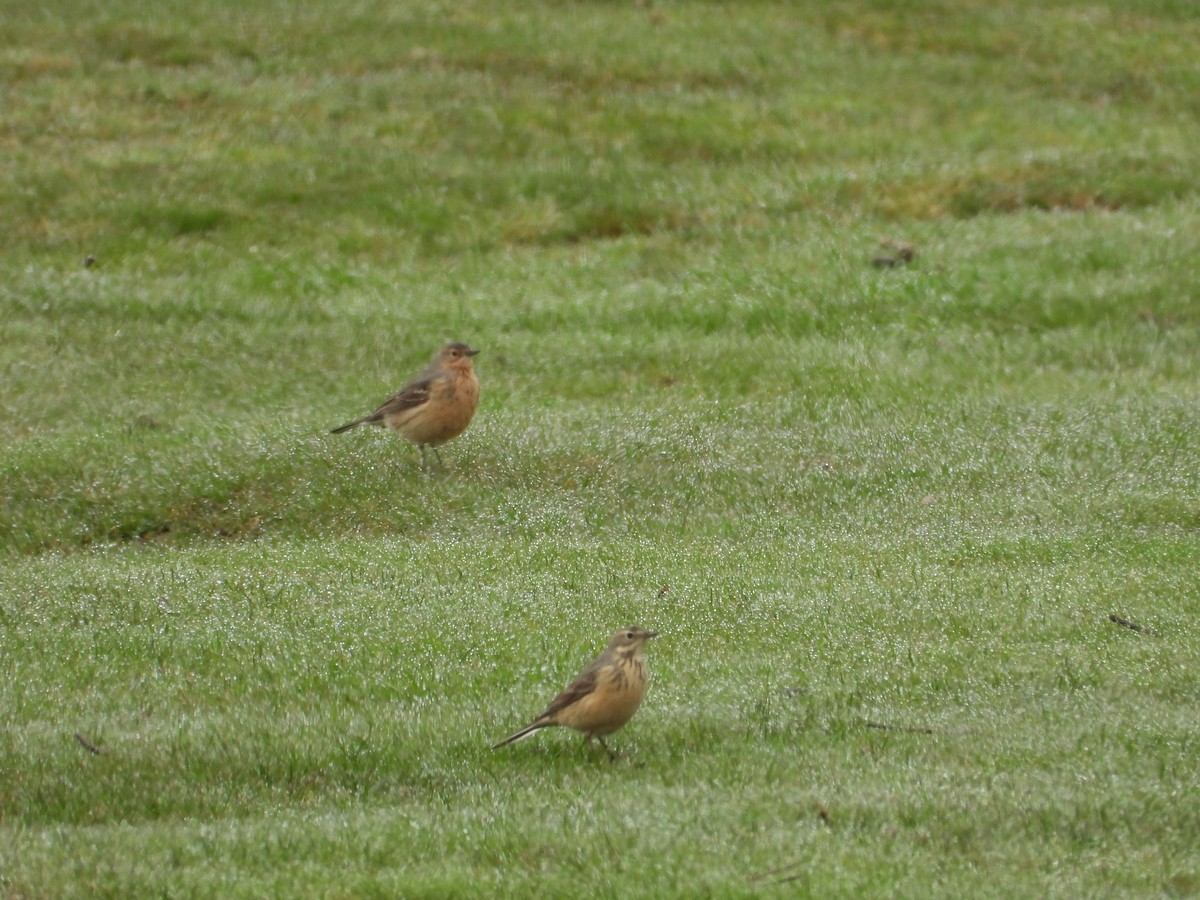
[609,625,658,655]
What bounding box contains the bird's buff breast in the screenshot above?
[560,660,648,737]
[386,372,478,446]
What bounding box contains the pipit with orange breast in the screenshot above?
[331,342,479,470]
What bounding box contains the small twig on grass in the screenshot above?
[865,720,935,735]
[746,806,831,883]
[747,861,804,884]
[74,733,102,755]
[1109,613,1155,636]
[773,873,806,885]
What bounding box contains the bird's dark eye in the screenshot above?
[626,631,635,639]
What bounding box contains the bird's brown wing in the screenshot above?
[361,373,436,422]
[536,658,604,723]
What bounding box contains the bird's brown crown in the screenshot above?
[438,342,480,369]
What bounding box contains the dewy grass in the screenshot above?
[3,0,1200,896]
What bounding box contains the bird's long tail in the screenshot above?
[330,417,368,434]
[491,720,550,749]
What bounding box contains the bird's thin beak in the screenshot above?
[644,630,660,639]
[467,347,481,356]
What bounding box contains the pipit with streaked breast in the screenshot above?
[493,626,658,760]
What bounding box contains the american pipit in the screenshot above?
[492,626,658,760]
[331,342,480,469]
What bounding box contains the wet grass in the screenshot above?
[3,0,1200,896]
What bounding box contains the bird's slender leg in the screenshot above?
[596,736,617,763]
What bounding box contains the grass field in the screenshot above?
[3,0,1200,895]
